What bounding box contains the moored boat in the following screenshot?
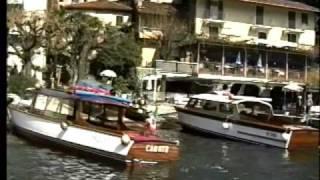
[175,94,319,150]
[8,89,179,164]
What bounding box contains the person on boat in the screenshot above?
[222,84,233,98]
[296,95,303,115]
[306,94,313,114]
[144,113,157,136]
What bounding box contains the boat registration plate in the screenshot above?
[145,145,169,153]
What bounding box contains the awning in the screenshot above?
[283,83,304,92]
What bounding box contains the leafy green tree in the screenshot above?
[94,26,142,92]
[43,11,105,84]
[63,12,105,84]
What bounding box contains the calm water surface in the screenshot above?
[7,128,319,180]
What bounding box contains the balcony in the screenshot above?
[203,19,225,26]
[155,60,198,74]
[283,28,304,34]
[251,24,272,31]
[139,27,163,40]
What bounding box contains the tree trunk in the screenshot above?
[72,68,78,85]
[23,61,33,77]
[78,44,91,80]
[22,52,33,77]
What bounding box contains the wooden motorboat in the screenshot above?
[8,89,179,164]
[175,94,319,150]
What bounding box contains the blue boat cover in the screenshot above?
[78,95,128,108]
[77,80,113,91]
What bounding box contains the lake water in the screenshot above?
[7,128,319,180]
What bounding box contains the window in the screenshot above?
[186,98,206,109]
[187,98,198,108]
[209,26,219,37]
[208,0,223,20]
[203,101,217,111]
[256,6,264,25]
[288,33,297,42]
[288,11,296,29]
[258,32,267,39]
[116,16,123,26]
[33,95,75,119]
[301,13,308,25]
[7,4,23,11]
[219,103,233,113]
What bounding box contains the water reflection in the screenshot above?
[7,129,319,180]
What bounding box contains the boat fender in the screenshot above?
[174,140,180,146]
[60,121,70,130]
[121,134,131,145]
[222,122,231,129]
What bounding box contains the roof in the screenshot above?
[63,0,132,12]
[238,0,320,12]
[137,1,177,15]
[38,89,79,99]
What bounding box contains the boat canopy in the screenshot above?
[78,95,129,108]
[233,99,274,115]
[190,93,274,111]
[190,94,232,103]
[38,89,79,100]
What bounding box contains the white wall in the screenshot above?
[58,0,97,6]
[194,0,317,50]
[23,0,47,11]
[85,11,130,26]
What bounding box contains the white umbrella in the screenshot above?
[235,51,242,65]
[100,70,117,78]
[256,54,262,68]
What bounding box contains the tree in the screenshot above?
[158,16,191,60]
[43,11,105,84]
[7,8,44,77]
[43,9,70,87]
[63,12,105,84]
[94,25,142,92]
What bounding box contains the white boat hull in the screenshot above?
[9,108,135,162]
[177,111,291,149]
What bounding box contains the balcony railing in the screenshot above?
[156,60,306,83]
[155,60,198,74]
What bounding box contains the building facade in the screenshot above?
[157,0,319,84]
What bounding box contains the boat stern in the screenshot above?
[127,141,180,163]
[287,128,319,150]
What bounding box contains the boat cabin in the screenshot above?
[29,89,141,132]
[185,94,297,125]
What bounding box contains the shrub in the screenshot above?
[8,74,37,97]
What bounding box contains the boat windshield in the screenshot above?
[237,101,272,121]
[80,101,127,130]
[32,94,75,120]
